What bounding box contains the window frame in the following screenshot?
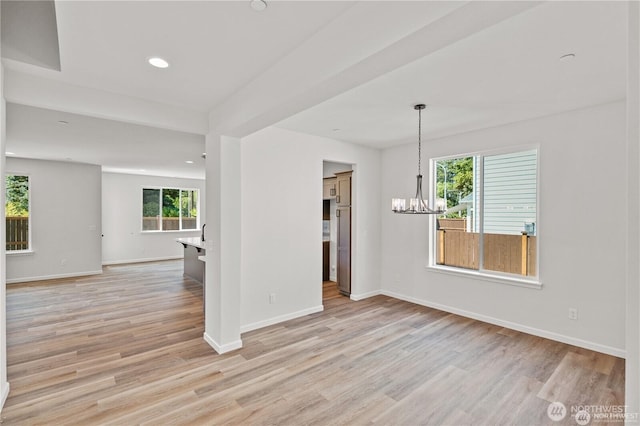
[141,186,200,233]
[428,146,541,289]
[5,173,32,254]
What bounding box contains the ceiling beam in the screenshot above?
[209,1,542,138]
[4,69,208,135]
[1,0,60,71]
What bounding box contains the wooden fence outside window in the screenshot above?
[142,217,198,231]
[436,219,536,277]
[6,216,29,251]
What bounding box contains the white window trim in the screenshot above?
[140,230,199,234]
[426,264,542,290]
[428,145,540,286]
[141,186,200,233]
[7,249,35,256]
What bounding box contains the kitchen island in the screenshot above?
[176,237,206,284]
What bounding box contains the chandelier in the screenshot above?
[391,104,446,215]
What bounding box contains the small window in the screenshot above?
[142,187,199,232]
[433,149,538,279]
[180,189,198,230]
[6,174,30,251]
[142,188,161,231]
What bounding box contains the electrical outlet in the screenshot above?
[269,293,276,304]
[60,259,67,266]
[568,308,578,320]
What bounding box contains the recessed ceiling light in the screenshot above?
[58,120,69,125]
[148,57,170,69]
[560,53,576,62]
[250,0,267,11]
[332,128,341,132]
[185,160,194,164]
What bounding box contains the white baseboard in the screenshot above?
[102,255,183,266]
[350,290,382,301]
[381,290,626,359]
[240,305,324,334]
[0,382,9,412]
[203,332,243,354]
[6,270,103,284]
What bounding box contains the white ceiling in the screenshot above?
[1,1,629,178]
[6,103,205,179]
[276,1,628,148]
[6,1,354,112]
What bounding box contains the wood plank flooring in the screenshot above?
[1,260,624,425]
[322,280,341,300]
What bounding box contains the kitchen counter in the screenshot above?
[176,237,206,250]
[176,237,206,284]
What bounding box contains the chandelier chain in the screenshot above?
[417,107,422,176]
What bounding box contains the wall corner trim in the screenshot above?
[350,290,382,301]
[240,305,324,334]
[102,255,183,266]
[0,383,10,412]
[203,333,243,354]
[6,270,103,284]
[381,290,626,359]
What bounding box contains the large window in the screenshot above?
[433,149,538,279]
[142,187,199,231]
[6,174,30,251]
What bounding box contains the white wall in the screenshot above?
[381,101,627,356]
[101,172,205,265]
[0,57,10,409]
[626,0,640,414]
[239,126,381,331]
[6,158,102,283]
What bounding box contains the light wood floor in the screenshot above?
[2,260,624,425]
[322,280,342,300]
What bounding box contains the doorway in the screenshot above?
[322,161,352,301]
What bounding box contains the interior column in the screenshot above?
[203,133,242,353]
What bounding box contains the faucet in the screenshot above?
[201,223,206,242]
